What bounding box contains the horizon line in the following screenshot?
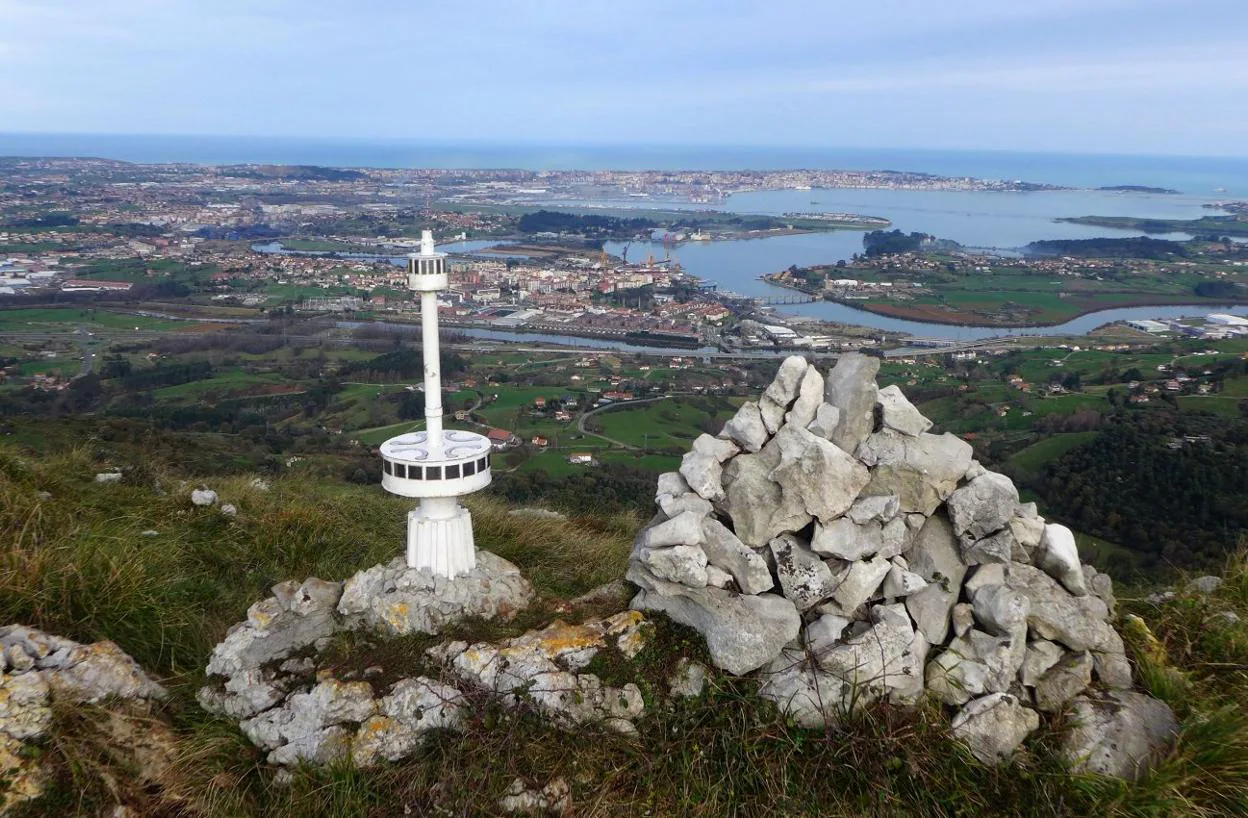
[2,131,1247,163]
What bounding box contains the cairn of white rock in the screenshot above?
[628,354,1177,776]
[199,552,649,768]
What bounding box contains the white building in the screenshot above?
[1207,313,1248,327]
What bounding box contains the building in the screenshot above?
[61,279,133,292]
[487,428,518,450]
[1126,319,1169,333]
[1207,313,1248,327]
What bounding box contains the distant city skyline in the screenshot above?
[1,0,1246,157]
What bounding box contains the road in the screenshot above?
[0,327,1023,365]
[75,326,95,377]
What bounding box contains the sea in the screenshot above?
[3,133,1247,194]
[8,132,1248,339]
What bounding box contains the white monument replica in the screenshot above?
[379,231,493,578]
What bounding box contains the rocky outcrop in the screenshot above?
[627,353,1177,775]
[338,552,535,635]
[0,626,168,812]
[201,557,648,768]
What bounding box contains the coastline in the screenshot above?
[829,295,1248,329]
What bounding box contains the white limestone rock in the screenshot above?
[94,472,123,484]
[338,552,535,637]
[447,619,646,729]
[882,565,928,598]
[811,517,883,562]
[815,604,929,704]
[770,424,871,524]
[700,519,774,595]
[240,678,376,764]
[1083,566,1117,616]
[498,777,572,816]
[951,693,1040,765]
[856,431,974,516]
[823,353,881,454]
[805,612,852,654]
[719,402,769,453]
[905,582,958,645]
[946,473,1020,541]
[721,439,812,547]
[970,584,1030,638]
[926,629,1025,706]
[705,565,734,589]
[1010,514,1046,552]
[769,534,838,612]
[642,510,705,548]
[785,364,825,430]
[352,677,466,767]
[964,564,1010,598]
[1006,564,1119,653]
[1020,639,1066,688]
[905,512,967,589]
[45,640,168,704]
[806,403,841,440]
[667,658,709,699]
[757,648,852,727]
[640,545,709,588]
[951,603,975,638]
[629,568,800,675]
[764,355,810,409]
[692,433,740,464]
[1062,691,1178,780]
[1092,651,1135,690]
[0,671,52,740]
[961,528,1017,566]
[204,578,344,682]
[679,450,725,504]
[847,494,901,525]
[829,557,892,614]
[655,471,691,499]
[1037,523,1090,596]
[190,488,218,507]
[657,492,713,520]
[759,396,786,435]
[1034,651,1093,713]
[876,384,933,437]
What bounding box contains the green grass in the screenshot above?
[150,371,287,401]
[596,396,735,450]
[1007,432,1099,480]
[1177,395,1244,417]
[0,307,188,332]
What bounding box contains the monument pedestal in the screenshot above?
[406,498,476,578]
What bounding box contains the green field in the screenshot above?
[150,371,289,400]
[0,308,187,332]
[595,396,737,450]
[1006,432,1099,480]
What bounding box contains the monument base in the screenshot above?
[406,499,476,578]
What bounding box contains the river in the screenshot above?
[264,186,1247,342]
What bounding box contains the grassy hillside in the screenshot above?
[2,444,1247,816]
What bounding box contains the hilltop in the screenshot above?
[1,391,1247,815]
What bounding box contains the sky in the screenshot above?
[1,0,1246,156]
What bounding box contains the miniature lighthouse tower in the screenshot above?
[379,231,493,578]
